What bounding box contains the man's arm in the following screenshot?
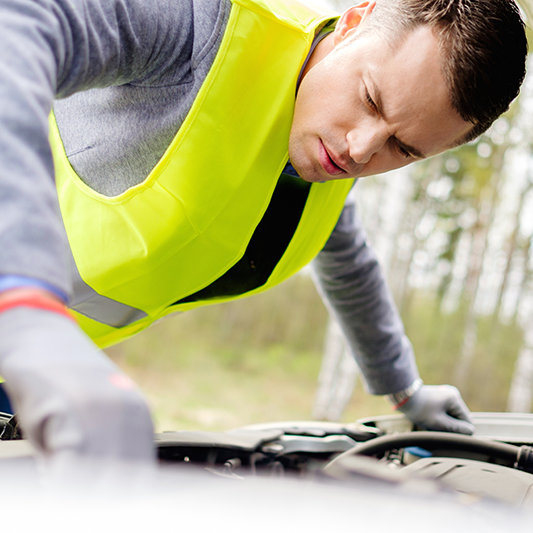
[0,0,198,293]
[312,193,474,434]
[312,194,419,394]
[0,0,201,462]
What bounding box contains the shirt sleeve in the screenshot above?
[312,194,420,395]
[0,0,197,298]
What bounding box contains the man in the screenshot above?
[0,0,527,464]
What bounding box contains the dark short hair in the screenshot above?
[360,0,528,142]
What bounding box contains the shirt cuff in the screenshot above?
[387,378,423,409]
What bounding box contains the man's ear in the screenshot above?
[332,1,376,46]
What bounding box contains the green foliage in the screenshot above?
[402,292,523,412]
[107,272,524,432]
[467,317,524,412]
[402,293,466,384]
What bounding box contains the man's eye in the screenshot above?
[398,146,411,158]
[365,90,377,110]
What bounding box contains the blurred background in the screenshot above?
[107,0,533,433]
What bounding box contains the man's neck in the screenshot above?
[300,32,335,82]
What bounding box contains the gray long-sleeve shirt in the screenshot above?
[0,0,418,394]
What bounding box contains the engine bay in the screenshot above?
[2,411,533,509]
[154,413,533,508]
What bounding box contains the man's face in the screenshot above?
[289,12,473,183]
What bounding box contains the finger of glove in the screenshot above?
[444,391,474,425]
[0,308,155,462]
[434,412,475,435]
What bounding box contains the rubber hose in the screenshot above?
[331,431,525,471]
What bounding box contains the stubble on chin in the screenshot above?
[288,134,312,182]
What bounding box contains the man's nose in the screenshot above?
[347,123,388,165]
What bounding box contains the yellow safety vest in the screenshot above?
[50,0,354,348]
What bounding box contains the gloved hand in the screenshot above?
[0,307,155,463]
[396,384,475,435]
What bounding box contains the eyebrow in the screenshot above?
[368,80,427,159]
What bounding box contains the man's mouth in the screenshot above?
[318,140,346,176]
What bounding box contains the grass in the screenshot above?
[105,274,391,433]
[105,277,523,433]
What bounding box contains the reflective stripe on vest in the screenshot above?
[67,247,148,328]
[51,0,353,348]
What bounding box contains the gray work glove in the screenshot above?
[396,384,475,435]
[0,307,155,463]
